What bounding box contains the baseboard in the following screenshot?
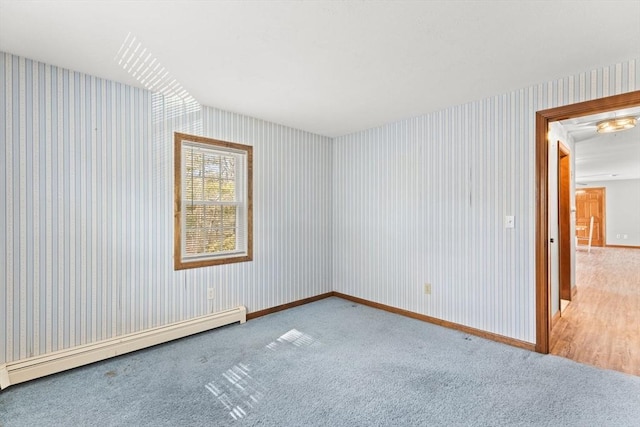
[332,292,536,352]
[605,244,640,250]
[0,306,246,390]
[1,290,541,389]
[247,292,334,320]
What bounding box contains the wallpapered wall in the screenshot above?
[1,50,638,364]
[0,52,333,364]
[584,179,640,247]
[332,60,638,343]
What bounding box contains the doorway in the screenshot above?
[534,90,640,354]
[575,187,606,248]
[558,143,572,301]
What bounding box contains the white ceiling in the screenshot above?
[560,108,640,184]
[1,1,640,137]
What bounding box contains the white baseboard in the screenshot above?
[0,306,246,390]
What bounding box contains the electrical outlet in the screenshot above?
[617,234,621,239]
[207,288,215,300]
[424,283,432,295]
[623,234,628,239]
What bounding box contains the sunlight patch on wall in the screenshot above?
[115,32,196,104]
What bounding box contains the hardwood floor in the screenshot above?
[550,246,640,376]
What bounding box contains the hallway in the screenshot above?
[550,246,640,376]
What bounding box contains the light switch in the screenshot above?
[505,215,515,229]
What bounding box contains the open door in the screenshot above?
[575,188,606,247]
[534,90,640,354]
[558,143,572,301]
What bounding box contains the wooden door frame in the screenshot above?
[558,142,572,301]
[535,90,640,353]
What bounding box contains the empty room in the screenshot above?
[1,1,640,425]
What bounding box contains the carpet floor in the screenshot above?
[1,296,639,426]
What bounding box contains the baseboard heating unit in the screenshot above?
[0,306,246,390]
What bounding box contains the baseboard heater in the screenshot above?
[0,306,246,390]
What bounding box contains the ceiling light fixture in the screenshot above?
[596,116,637,133]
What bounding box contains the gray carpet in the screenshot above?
[1,297,639,426]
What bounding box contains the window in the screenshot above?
[174,132,252,270]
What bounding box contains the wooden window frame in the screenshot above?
[174,132,253,270]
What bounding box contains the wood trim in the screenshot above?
[333,292,536,352]
[535,90,640,354]
[558,142,572,301]
[535,110,550,353]
[173,132,253,270]
[247,292,535,351]
[174,133,182,269]
[246,292,335,320]
[599,187,606,248]
[606,245,640,249]
[558,142,570,156]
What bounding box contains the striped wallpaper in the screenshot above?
[1,50,638,365]
[332,60,639,344]
[0,51,332,365]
